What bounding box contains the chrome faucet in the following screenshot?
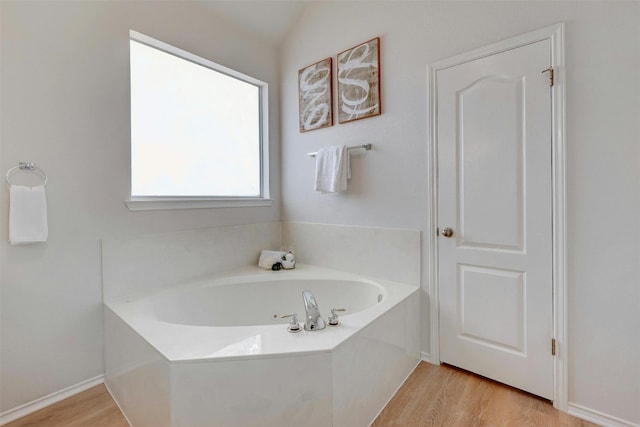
[302,290,326,331]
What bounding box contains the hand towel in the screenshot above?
[314,145,351,193]
[9,185,48,245]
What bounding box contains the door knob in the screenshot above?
[441,227,454,238]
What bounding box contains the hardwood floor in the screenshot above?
[4,385,128,427]
[6,362,597,426]
[372,362,598,427]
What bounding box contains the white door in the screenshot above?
[437,40,554,399]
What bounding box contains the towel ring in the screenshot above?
[5,162,48,187]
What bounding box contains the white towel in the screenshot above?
[314,145,351,193]
[9,185,48,245]
[258,250,284,270]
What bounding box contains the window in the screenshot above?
[127,31,270,210]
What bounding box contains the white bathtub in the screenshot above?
[150,276,385,327]
[105,264,420,427]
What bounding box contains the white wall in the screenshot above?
[0,1,280,412]
[2,0,639,424]
[280,1,640,424]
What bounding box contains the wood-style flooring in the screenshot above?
[4,385,128,427]
[372,363,598,427]
[6,362,597,426]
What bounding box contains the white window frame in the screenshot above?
[125,30,271,211]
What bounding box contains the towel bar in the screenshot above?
[307,144,372,158]
[5,162,48,187]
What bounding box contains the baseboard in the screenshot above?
[0,374,104,426]
[568,403,639,427]
[420,352,432,363]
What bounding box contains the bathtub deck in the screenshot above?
[6,362,596,427]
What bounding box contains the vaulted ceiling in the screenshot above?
[198,0,310,47]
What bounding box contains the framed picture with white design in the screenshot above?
[298,57,333,132]
[337,37,381,124]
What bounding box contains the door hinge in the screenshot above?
[542,67,554,87]
[551,338,556,356]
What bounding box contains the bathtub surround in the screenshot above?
[102,222,281,302]
[102,221,420,305]
[102,223,421,426]
[104,268,419,426]
[282,222,420,286]
[104,308,170,427]
[107,293,419,427]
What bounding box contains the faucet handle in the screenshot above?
[280,313,302,333]
[328,308,346,326]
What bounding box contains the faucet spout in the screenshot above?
[302,290,326,331]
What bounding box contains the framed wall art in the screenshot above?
[337,37,381,124]
[298,57,333,132]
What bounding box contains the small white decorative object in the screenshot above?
[282,251,296,269]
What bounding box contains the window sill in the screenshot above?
[125,197,273,211]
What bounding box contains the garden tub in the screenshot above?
[104,264,420,427]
